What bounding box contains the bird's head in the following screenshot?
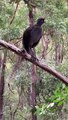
[37,18,45,26]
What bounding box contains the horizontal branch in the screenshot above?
[0,39,68,85]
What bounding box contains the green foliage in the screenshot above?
[50,85,68,104]
[35,103,57,120]
[0,0,68,120]
[35,84,68,120]
[0,0,28,40]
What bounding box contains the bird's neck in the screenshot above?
[36,23,42,27]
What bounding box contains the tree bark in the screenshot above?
[0,50,7,120]
[31,64,37,120]
[41,35,50,59]
[29,7,37,120]
[55,43,63,65]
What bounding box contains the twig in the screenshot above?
[10,36,22,41]
[14,39,21,45]
[10,2,19,24]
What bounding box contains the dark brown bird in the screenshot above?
[22,18,45,54]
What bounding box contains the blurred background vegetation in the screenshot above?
[0,0,68,120]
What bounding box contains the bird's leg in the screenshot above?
[21,48,26,53]
[20,48,31,59]
[20,48,38,61]
[30,49,39,61]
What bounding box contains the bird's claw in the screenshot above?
[31,55,39,62]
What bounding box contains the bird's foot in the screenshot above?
[20,49,31,59]
[21,49,26,53]
[31,55,39,62]
[20,49,39,61]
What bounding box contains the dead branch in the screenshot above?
[0,39,68,85]
[10,2,19,24]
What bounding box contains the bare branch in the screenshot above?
[10,2,19,24]
[0,39,68,85]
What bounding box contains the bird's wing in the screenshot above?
[23,27,32,41]
[23,27,32,52]
[30,26,42,46]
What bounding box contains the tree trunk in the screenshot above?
[55,43,63,65]
[28,7,37,120]
[41,35,50,59]
[31,64,37,120]
[0,50,7,120]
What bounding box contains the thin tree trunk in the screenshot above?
[31,64,37,120]
[41,35,50,59]
[55,43,63,65]
[28,7,37,120]
[0,50,7,120]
